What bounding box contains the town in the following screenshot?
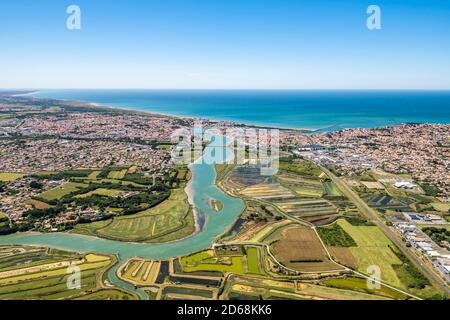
[0,93,449,301]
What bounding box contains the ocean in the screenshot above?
[31,90,450,131]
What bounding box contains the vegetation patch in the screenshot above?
[246,247,262,274]
[73,289,138,300]
[180,250,246,275]
[323,180,343,198]
[279,157,323,177]
[0,245,127,300]
[107,169,128,180]
[75,188,123,199]
[38,182,89,201]
[317,222,357,247]
[422,227,450,245]
[0,173,26,182]
[210,199,223,212]
[72,188,194,243]
[337,220,403,288]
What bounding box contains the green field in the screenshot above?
[88,171,101,179]
[180,250,246,274]
[73,177,146,187]
[279,158,323,177]
[337,219,403,288]
[431,202,450,212]
[0,246,128,300]
[72,188,195,243]
[73,289,138,300]
[0,173,26,182]
[323,181,343,197]
[321,277,408,300]
[276,173,324,198]
[107,169,128,179]
[75,188,123,199]
[246,247,261,274]
[39,182,88,201]
[157,144,173,150]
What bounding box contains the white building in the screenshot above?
[394,181,417,190]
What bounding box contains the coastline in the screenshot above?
[21,92,315,133]
[8,90,449,133]
[82,101,316,133]
[21,90,450,133]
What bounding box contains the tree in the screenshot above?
[30,181,43,189]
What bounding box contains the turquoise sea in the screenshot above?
[32,90,450,131]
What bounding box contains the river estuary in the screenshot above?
[0,134,245,299]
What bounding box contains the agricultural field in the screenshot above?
[274,199,337,217]
[26,199,53,210]
[0,172,26,182]
[71,188,195,243]
[320,276,409,300]
[279,158,323,177]
[73,288,138,300]
[107,169,128,180]
[431,202,450,212]
[276,173,324,198]
[360,192,412,213]
[243,220,293,243]
[215,164,234,184]
[361,181,385,190]
[333,219,435,297]
[180,250,246,274]
[118,259,161,286]
[76,178,146,188]
[225,279,303,300]
[264,225,341,272]
[246,247,262,274]
[323,181,343,197]
[337,219,403,287]
[230,166,267,187]
[87,171,101,179]
[238,169,340,222]
[223,276,388,300]
[179,247,263,276]
[0,245,131,300]
[75,188,123,199]
[240,183,295,201]
[162,286,215,300]
[38,182,89,201]
[168,274,222,287]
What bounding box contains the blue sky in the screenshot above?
[0,0,449,89]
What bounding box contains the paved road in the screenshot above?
[321,166,450,296]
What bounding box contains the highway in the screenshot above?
[320,166,450,296]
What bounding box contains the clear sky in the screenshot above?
[0,0,449,89]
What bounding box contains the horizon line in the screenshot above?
[2,88,450,92]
